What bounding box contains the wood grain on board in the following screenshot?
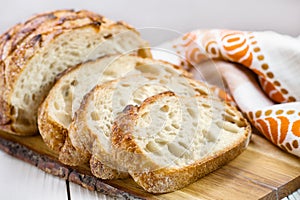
[0,130,299,200]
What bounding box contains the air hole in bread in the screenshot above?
[187,108,197,118]
[165,67,178,76]
[43,52,49,57]
[61,41,68,47]
[154,138,168,146]
[15,92,20,98]
[105,124,111,136]
[70,80,78,86]
[70,51,80,57]
[23,94,29,105]
[202,103,211,108]
[135,64,160,75]
[54,101,60,110]
[121,83,130,87]
[141,112,151,124]
[133,99,142,105]
[165,126,171,132]
[91,111,100,121]
[195,88,208,96]
[146,141,161,153]
[42,75,47,82]
[171,123,179,129]
[160,105,169,112]
[103,70,117,76]
[168,111,176,118]
[167,143,184,158]
[217,121,239,133]
[159,79,168,84]
[86,43,91,48]
[225,109,236,117]
[178,141,188,149]
[49,63,54,69]
[54,47,60,52]
[189,82,197,87]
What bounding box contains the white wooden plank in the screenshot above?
[289,189,300,200]
[281,189,300,200]
[0,151,67,200]
[69,182,115,200]
[297,188,300,196]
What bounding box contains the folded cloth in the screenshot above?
[154,30,300,157]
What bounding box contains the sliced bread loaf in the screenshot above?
[69,75,170,179]
[0,10,151,135]
[68,71,212,179]
[38,55,189,156]
[111,92,251,193]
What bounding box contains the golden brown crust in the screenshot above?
[1,10,89,61]
[38,96,68,152]
[90,155,129,180]
[0,23,23,60]
[0,23,24,129]
[0,10,125,135]
[58,136,90,166]
[9,10,108,57]
[7,21,103,86]
[111,105,140,154]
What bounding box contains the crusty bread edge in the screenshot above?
[37,58,107,153]
[38,97,68,152]
[1,23,103,136]
[67,83,130,179]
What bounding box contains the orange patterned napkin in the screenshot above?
[154,30,300,157]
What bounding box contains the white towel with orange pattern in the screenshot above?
[153,30,300,157]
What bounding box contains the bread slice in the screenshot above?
[38,55,190,156]
[111,92,251,193]
[0,10,89,127]
[0,9,151,135]
[68,71,212,179]
[69,75,171,179]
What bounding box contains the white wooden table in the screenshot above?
[0,150,116,200]
[0,150,299,200]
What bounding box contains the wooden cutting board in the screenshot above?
[0,130,299,200]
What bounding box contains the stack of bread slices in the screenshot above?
[0,9,251,193]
